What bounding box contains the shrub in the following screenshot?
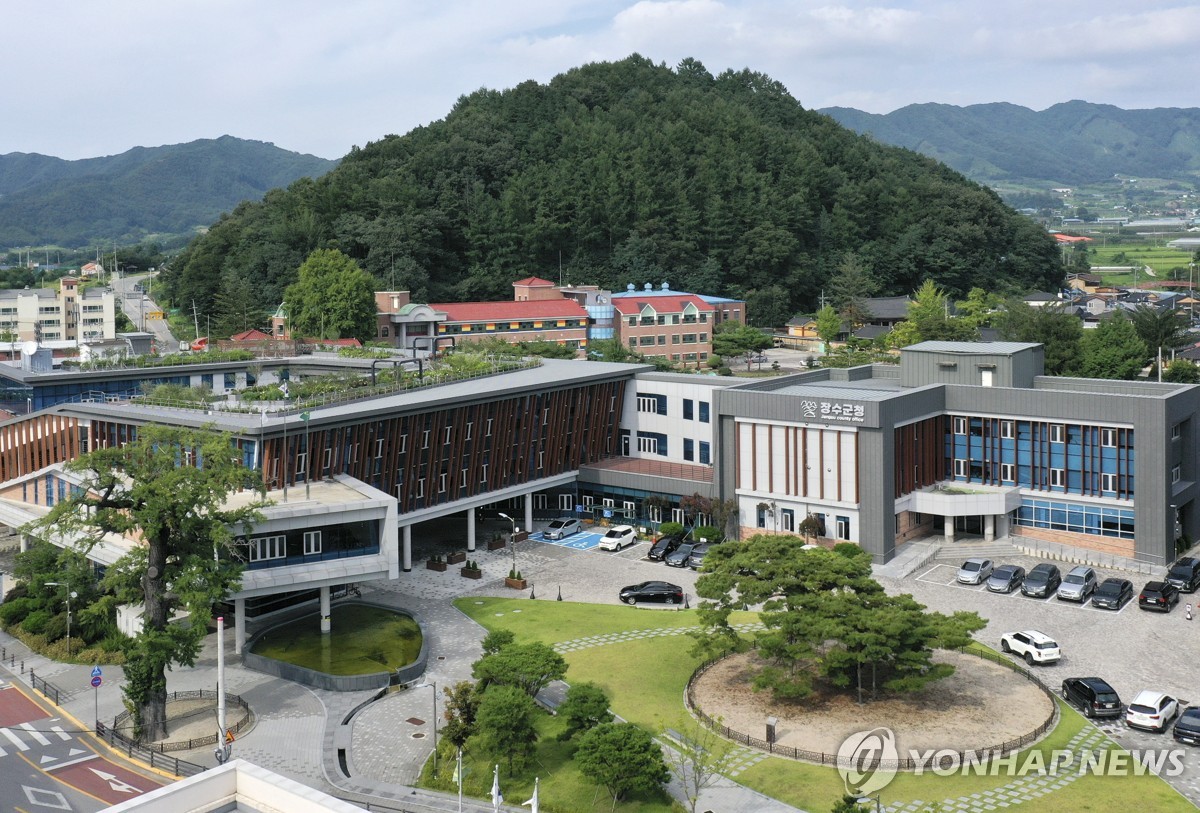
[691,525,722,543]
[21,609,52,635]
[3,581,29,603]
[657,521,684,538]
[0,597,36,626]
[42,612,68,643]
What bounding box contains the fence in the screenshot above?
[94,721,206,777]
[684,644,1059,770]
[28,669,65,706]
[111,690,254,753]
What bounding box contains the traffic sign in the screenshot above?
[91,666,102,678]
[91,676,102,688]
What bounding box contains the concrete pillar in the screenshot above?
[19,534,28,553]
[984,514,995,542]
[402,525,412,572]
[944,515,955,543]
[524,493,534,535]
[234,598,246,655]
[320,586,331,634]
[467,507,477,552]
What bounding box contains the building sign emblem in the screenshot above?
[801,400,866,423]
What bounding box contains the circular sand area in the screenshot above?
[691,649,1054,755]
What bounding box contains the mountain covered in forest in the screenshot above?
[0,136,336,248]
[820,101,1200,186]
[162,56,1062,331]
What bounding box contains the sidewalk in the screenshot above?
[0,540,808,813]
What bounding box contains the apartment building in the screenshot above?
[0,278,116,343]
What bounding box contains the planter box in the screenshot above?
[487,537,508,551]
[504,577,528,590]
[446,551,467,565]
[460,567,483,580]
[513,530,530,543]
[426,560,448,572]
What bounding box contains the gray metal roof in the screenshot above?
[905,341,1040,355]
[772,380,902,401]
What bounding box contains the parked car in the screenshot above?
[1126,690,1179,732]
[1138,580,1180,612]
[598,524,637,551]
[1173,707,1200,746]
[1021,563,1062,598]
[1056,566,1098,602]
[1061,677,1123,718]
[688,543,712,570]
[1166,556,1200,593]
[664,543,696,568]
[647,532,685,562]
[999,630,1061,665]
[986,565,1026,594]
[956,558,993,585]
[618,581,683,605]
[543,518,582,540]
[1091,578,1134,610]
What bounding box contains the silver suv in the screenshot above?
[1057,565,1098,602]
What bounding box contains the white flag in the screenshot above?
[491,764,503,811]
[522,776,539,813]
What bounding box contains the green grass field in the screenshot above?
[1087,244,1196,286]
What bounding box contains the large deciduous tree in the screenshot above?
[575,722,669,808]
[471,641,567,698]
[28,426,265,740]
[712,322,773,369]
[694,536,984,702]
[993,300,1082,376]
[474,684,539,773]
[284,248,377,341]
[1076,315,1148,380]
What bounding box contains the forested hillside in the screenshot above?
[821,101,1200,185]
[0,136,336,247]
[163,56,1061,330]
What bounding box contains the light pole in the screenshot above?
[498,511,518,574]
[45,581,75,659]
[856,794,882,813]
[415,680,438,773]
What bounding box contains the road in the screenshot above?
[111,272,178,351]
[0,670,165,812]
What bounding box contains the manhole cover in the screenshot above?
[437,655,446,660]
[412,732,426,739]
[406,717,425,726]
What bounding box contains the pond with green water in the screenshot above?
[250,604,423,675]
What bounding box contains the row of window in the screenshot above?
[952,417,1127,446]
[1012,499,1136,539]
[682,438,712,464]
[754,508,852,540]
[249,530,323,561]
[631,333,708,347]
[437,319,587,334]
[637,394,711,422]
[630,313,709,326]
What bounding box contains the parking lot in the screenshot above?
[914,562,1139,615]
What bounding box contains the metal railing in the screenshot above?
[28,669,65,706]
[94,721,206,777]
[111,689,253,753]
[685,644,1058,770]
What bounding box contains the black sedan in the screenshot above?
[618,581,683,605]
[986,565,1026,594]
[1138,581,1181,612]
[1092,578,1134,610]
[1021,563,1062,598]
[664,543,696,568]
[647,533,685,562]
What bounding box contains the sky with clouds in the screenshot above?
[5,1,1197,161]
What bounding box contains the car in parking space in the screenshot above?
[647,532,685,562]
[618,581,683,605]
[598,524,638,551]
[688,543,712,570]
[543,517,582,540]
[1021,563,1062,598]
[1173,707,1200,745]
[664,543,696,567]
[1126,690,1179,732]
[1056,566,1098,602]
[1061,677,1123,718]
[986,565,1026,594]
[956,558,993,585]
[999,630,1061,665]
[1091,578,1134,610]
[1138,580,1180,612]
[1166,556,1200,593]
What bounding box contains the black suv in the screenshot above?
[647,533,684,562]
[1061,677,1123,718]
[1092,578,1134,610]
[1166,557,1200,593]
[1021,563,1062,598]
[1174,707,1200,746]
[1138,580,1181,612]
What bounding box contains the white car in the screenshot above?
[543,518,582,540]
[598,524,637,551]
[1126,690,1179,732]
[999,630,1061,665]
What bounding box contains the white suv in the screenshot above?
[598,525,637,551]
[999,630,1061,665]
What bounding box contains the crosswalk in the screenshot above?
[0,722,73,755]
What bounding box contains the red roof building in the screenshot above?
[612,294,716,367]
[430,300,589,352]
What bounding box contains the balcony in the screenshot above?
[909,482,1022,517]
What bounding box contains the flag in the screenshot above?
[491,764,503,811]
[300,411,310,421]
[522,777,539,813]
[452,749,461,785]
[280,381,290,398]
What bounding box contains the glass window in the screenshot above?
[699,402,710,423]
[699,441,711,465]
[303,531,321,555]
[683,399,694,420]
[683,439,694,461]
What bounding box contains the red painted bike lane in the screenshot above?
[46,757,164,805]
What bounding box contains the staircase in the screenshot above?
[935,537,1020,563]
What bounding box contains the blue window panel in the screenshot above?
[699,402,710,423]
[683,439,695,461]
[683,400,694,420]
[699,442,711,465]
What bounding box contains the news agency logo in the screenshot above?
[837,727,899,796]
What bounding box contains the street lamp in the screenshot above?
[45,582,76,659]
[415,680,438,773]
[856,794,882,813]
[498,512,519,574]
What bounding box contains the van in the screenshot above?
[1166,556,1200,593]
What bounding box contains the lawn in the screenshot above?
[457,597,1197,813]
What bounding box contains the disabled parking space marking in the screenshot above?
[531,530,605,551]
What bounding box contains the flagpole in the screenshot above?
[457,748,463,813]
